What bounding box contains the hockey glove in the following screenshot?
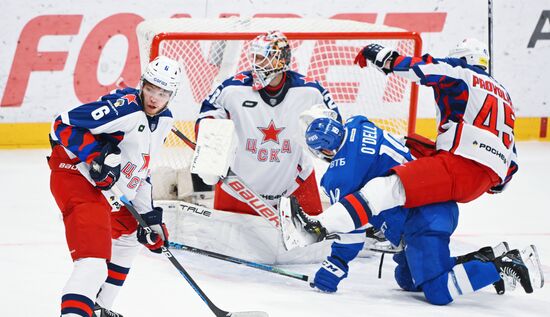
[137,207,169,254]
[354,43,399,74]
[89,143,121,190]
[311,256,349,293]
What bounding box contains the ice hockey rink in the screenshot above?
[1,141,548,317]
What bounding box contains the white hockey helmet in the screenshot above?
[448,38,489,70]
[141,56,183,102]
[249,30,291,90]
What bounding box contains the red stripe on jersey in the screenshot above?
[59,125,73,146]
[61,299,93,316]
[345,194,369,226]
[78,132,96,152]
[450,122,464,153]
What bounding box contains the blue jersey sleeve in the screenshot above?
[321,116,413,203]
[53,88,141,163]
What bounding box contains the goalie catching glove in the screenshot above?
[354,43,399,74]
[137,207,169,253]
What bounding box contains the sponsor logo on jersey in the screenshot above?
[473,140,507,164]
[242,100,258,108]
[138,125,145,132]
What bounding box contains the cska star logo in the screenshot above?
[233,73,249,83]
[121,94,138,106]
[258,120,285,144]
[139,153,150,172]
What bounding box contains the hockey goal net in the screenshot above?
[136,18,422,200]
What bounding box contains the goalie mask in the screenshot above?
[249,30,291,90]
[140,56,183,104]
[305,117,345,161]
[448,38,489,70]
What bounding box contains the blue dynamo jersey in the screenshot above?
[320,115,413,244]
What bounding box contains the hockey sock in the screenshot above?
[447,261,500,299]
[61,258,107,317]
[96,234,140,309]
[359,174,405,214]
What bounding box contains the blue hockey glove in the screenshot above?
[137,207,169,254]
[89,143,121,190]
[311,256,349,293]
[354,43,399,74]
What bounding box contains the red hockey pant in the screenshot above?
[214,171,323,216]
[391,151,501,208]
[48,146,137,261]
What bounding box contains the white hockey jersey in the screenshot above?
[197,70,339,204]
[392,55,518,183]
[50,88,173,213]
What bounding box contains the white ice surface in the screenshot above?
[1,142,549,316]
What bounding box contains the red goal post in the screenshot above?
[136,18,422,199]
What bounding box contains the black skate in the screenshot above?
[456,242,509,294]
[278,195,337,251]
[93,304,123,317]
[493,246,544,294]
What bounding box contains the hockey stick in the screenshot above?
[488,0,494,76]
[110,186,269,317]
[169,241,310,283]
[170,126,281,229]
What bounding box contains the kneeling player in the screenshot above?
[279,114,543,305]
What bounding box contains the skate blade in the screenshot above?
[521,245,544,289]
[278,198,316,251]
[493,241,510,257]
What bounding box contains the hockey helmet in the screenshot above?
[448,38,489,70]
[305,117,345,161]
[249,30,291,90]
[141,56,183,102]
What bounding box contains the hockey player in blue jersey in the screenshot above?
[48,56,182,317]
[279,113,543,305]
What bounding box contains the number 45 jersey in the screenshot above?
[392,55,517,184]
[50,87,173,213]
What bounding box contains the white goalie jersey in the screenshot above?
[197,70,339,204]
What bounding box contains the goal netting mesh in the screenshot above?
[136,18,421,199]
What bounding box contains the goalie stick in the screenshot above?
[110,186,269,317]
[170,126,281,229]
[169,241,310,283]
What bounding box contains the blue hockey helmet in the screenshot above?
[305,117,345,161]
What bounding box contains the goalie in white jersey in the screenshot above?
[196,30,340,216]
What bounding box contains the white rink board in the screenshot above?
[1,0,549,124]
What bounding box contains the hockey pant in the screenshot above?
[49,146,140,315]
[393,202,500,305]
[391,150,501,208]
[214,170,323,216]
